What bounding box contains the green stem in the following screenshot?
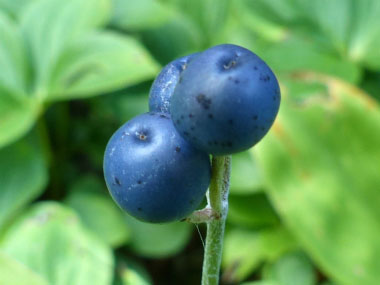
[201,155,232,285]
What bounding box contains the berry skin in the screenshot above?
[170,44,281,155]
[149,53,199,113]
[103,112,211,223]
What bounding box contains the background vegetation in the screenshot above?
[0,0,380,284]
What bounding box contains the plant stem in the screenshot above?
[201,155,232,285]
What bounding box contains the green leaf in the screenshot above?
[0,86,40,148]
[141,15,202,64]
[65,176,130,247]
[255,73,380,285]
[228,193,280,229]
[0,133,47,229]
[230,150,263,194]
[111,0,173,30]
[241,282,278,285]
[259,35,361,84]
[48,31,159,100]
[222,227,298,283]
[263,251,316,285]
[0,251,48,285]
[125,215,192,258]
[0,11,29,93]
[170,0,230,46]
[0,202,114,285]
[114,257,152,285]
[0,0,35,18]
[20,0,111,94]
[239,0,380,69]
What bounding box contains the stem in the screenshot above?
[201,155,232,285]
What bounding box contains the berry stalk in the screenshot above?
[202,155,231,285]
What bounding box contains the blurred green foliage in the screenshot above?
[0,0,379,284]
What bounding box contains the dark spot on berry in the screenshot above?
[183,131,189,136]
[137,180,142,184]
[234,79,240,84]
[189,113,193,118]
[208,141,213,146]
[261,127,265,131]
[189,199,194,205]
[190,126,195,131]
[196,94,212,110]
[192,136,198,141]
[138,207,142,211]
[181,115,184,119]
[273,96,277,101]
[208,114,213,119]
[260,74,270,82]
[252,115,258,120]
[114,177,121,186]
[175,146,181,152]
[254,126,258,129]
[149,113,155,116]
[228,119,234,125]
[176,119,181,124]
[160,114,168,119]
[227,141,233,147]
[214,141,218,145]
[253,66,258,70]
[275,89,280,95]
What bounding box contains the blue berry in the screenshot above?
[103,112,211,223]
[170,44,280,155]
[149,53,199,113]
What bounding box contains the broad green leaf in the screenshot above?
[259,35,361,84]
[0,85,40,148]
[222,227,298,283]
[141,15,202,64]
[255,73,380,285]
[241,282,278,285]
[0,251,48,285]
[230,150,263,194]
[125,215,192,258]
[65,176,130,247]
[239,0,380,69]
[0,132,47,229]
[48,31,159,100]
[263,251,316,285]
[170,0,230,46]
[20,0,111,94]
[113,257,152,285]
[0,202,113,285]
[0,0,35,18]
[305,0,380,69]
[111,0,173,30]
[0,11,29,92]
[228,193,279,229]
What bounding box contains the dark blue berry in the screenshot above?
[149,53,199,113]
[103,112,211,223]
[170,44,280,155]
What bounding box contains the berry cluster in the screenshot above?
[104,44,280,223]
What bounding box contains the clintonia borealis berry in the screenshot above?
[104,43,280,223]
[149,53,199,113]
[103,112,211,223]
[170,44,280,155]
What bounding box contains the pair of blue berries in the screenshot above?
[104,44,280,223]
